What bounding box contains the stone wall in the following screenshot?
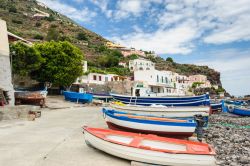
[0,19,14,105]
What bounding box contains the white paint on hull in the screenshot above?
[84,131,216,166]
[105,115,195,133]
[109,104,209,117]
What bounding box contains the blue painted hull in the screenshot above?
[110,93,210,106]
[63,91,93,103]
[211,103,222,111]
[231,107,250,116]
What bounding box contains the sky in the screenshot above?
[37,0,250,96]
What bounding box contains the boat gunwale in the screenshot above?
[83,127,215,155]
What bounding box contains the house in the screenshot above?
[129,58,155,71]
[105,42,125,49]
[188,74,211,88]
[118,62,127,67]
[120,48,145,57]
[76,73,126,85]
[0,20,14,105]
[133,69,184,96]
[32,8,50,19]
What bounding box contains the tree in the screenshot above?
[34,34,44,40]
[33,41,84,87]
[166,57,174,63]
[10,42,44,76]
[46,27,59,41]
[77,32,87,41]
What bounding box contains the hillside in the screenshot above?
[0,0,108,57]
[0,0,223,89]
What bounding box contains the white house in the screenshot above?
[129,58,155,71]
[133,69,184,96]
[76,73,120,85]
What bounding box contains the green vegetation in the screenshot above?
[77,32,87,41]
[33,34,44,40]
[166,57,174,63]
[10,42,44,76]
[12,19,22,24]
[46,26,59,41]
[192,82,204,89]
[11,41,84,87]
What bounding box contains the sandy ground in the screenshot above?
[0,96,130,166]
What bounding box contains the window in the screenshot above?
[157,75,159,82]
[146,67,150,70]
[93,75,97,80]
[161,76,164,83]
[105,77,108,82]
[139,67,143,70]
[130,67,133,70]
[165,77,168,83]
[99,76,102,81]
[158,88,160,93]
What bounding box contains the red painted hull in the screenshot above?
[106,122,194,138]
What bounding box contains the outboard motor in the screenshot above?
[194,114,206,142]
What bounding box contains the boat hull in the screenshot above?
[103,109,196,137]
[110,103,210,117]
[106,122,193,137]
[231,107,250,116]
[110,93,210,106]
[63,91,93,103]
[83,127,216,166]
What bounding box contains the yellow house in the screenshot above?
[105,41,125,49]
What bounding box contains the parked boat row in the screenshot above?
[222,100,250,116]
[83,92,216,165]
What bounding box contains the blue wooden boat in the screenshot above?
[87,92,112,102]
[102,108,197,137]
[110,93,210,106]
[210,102,222,112]
[229,106,250,116]
[63,91,93,103]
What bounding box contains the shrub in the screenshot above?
[12,19,22,24]
[33,34,44,40]
[35,22,42,27]
[77,32,87,41]
[9,6,17,13]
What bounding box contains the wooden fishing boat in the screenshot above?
[87,92,112,102]
[63,91,93,103]
[83,126,216,166]
[110,93,210,106]
[14,90,47,107]
[229,106,250,116]
[210,102,222,113]
[109,102,210,117]
[102,108,197,137]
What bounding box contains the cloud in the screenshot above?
[91,0,113,18]
[37,0,96,23]
[113,0,163,20]
[110,21,198,54]
[194,48,250,96]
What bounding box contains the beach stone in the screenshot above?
[239,156,250,164]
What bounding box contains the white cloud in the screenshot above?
[113,0,163,20]
[194,49,250,96]
[110,21,198,54]
[37,0,96,23]
[91,0,113,18]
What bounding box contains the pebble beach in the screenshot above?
[206,114,250,166]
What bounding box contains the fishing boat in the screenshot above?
[83,126,216,166]
[110,93,210,106]
[102,108,197,137]
[87,92,112,102]
[63,91,93,103]
[109,102,210,117]
[229,106,250,116]
[14,90,47,107]
[210,102,222,113]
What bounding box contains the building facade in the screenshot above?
[0,20,14,105]
[129,58,155,71]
